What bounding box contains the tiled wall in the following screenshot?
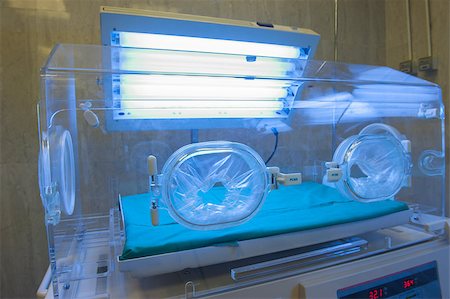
[385,0,449,215]
[1,1,388,297]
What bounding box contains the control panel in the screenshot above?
[337,262,441,299]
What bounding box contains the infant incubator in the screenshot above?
[37,7,449,299]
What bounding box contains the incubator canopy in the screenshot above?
[39,44,445,233]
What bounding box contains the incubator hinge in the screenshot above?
[43,183,61,225]
[325,162,343,182]
[410,212,447,233]
[267,167,302,190]
[417,103,439,119]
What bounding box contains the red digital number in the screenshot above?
[403,279,415,289]
[369,288,383,299]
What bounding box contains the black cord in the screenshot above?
[265,128,279,164]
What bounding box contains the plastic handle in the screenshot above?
[151,201,159,226]
[326,168,343,182]
[147,155,158,176]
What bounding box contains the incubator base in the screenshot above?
[38,215,449,299]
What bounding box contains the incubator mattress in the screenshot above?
[119,182,408,261]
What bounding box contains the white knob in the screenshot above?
[147,155,157,176]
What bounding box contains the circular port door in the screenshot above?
[58,130,75,215]
[161,141,269,230]
[38,127,76,215]
[333,127,410,202]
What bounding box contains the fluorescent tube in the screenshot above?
[116,49,295,77]
[114,31,302,59]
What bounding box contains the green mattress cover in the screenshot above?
[120,182,408,260]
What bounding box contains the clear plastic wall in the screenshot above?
[38,44,445,297]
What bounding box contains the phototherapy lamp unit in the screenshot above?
[37,6,449,299]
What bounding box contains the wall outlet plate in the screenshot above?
[399,60,417,75]
[418,56,437,72]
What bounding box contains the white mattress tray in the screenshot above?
[117,209,413,277]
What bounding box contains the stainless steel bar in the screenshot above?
[231,238,367,281]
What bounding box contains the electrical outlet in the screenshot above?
[418,56,437,72]
[399,60,417,75]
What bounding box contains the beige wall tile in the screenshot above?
[1,7,39,164]
[337,0,386,65]
[0,162,48,298]
[385,0,449,215]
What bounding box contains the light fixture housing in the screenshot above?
[100,7,320,130]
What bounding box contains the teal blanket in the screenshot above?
[120,182,408,260]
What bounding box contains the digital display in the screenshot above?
[337,262,441,299]
[403,278,415,289]
[368,288,384,299]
